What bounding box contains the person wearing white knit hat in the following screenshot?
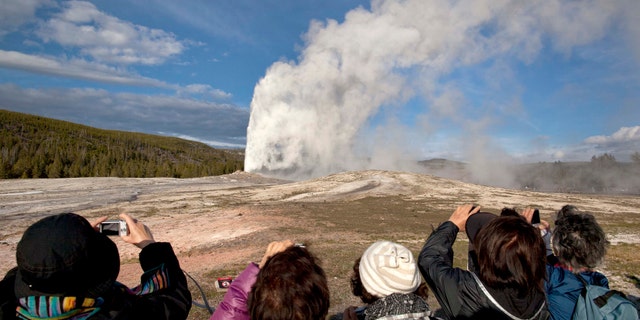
[330,241,432,320]
[359,240,421,297]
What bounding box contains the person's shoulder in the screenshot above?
[590,270,608,279]
[545,264,563,278]
[546,264,575,283]
[1,268,17,281]
[0,268,17,303]
[0,272,18,320]
[546,267,608,288]
[583,270,609,286]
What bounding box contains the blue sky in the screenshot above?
[1,0,639,177]
[0,0,366,149]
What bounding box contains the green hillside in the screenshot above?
[0,109,244,179]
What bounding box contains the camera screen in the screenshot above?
[100,222,121,235]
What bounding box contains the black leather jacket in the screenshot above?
[418,221,549,320]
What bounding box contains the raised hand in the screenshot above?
[119,213,155,249]
[448,204,481,232]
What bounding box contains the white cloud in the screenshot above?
[0,50,232,100]
[36,1,184,65]
[514,127,640,162]
[585,126,640,144]
[0,84,249,146]
[0,0,50,37]
[180,84,232,100]
[525,126,640,162]
[0,49,168,86]
[162,133,246,149]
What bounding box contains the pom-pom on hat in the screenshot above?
[359,241,421,297]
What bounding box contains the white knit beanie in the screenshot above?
[359,241,421,298]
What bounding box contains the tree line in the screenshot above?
[0,109,244,179]
[420,153,640,195]
[514,153,640,194]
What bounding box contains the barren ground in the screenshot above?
[1,170,639,319]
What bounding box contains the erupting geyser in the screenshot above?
[245,0,637,181]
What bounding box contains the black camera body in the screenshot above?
[99,220,128,236]
[531,209,540,224]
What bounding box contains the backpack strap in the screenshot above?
[573,272,590,299]
[593,290,627,308]
[573,272,590,288]
[571,272,630,308]
[470,272,546,320]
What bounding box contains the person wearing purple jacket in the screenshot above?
[210,240,328,320]
[210,240,293,320]
[209,263,258,320]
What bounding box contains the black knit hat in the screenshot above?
[15,213,120,298]
[465,212,498,244]
[465,212,498,273]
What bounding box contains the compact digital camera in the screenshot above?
[99,220,128,237]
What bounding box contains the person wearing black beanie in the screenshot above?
[0,212,191,319]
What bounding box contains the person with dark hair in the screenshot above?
[499,207,520,217]
[0,212,191,319]
[211,240,294,320]
[210,240,329,320]
[250,243,329,320]
[331,241,432,320]
[418,204,549,320]
[556,204,578,218]
[545,206,611,320]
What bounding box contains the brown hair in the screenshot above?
[249,246,330,320]
[350,257,429,304]
[474,216,546,295]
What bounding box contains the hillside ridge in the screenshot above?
[0,109,243,178]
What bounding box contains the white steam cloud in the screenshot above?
[245,0,638,181]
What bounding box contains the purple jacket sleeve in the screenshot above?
[210,263,259,320]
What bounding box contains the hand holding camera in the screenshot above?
[448,204,481,232]
[522,208,540,224]
[119,213,155,249]
[522,208,550,237]
[94,213,155,249]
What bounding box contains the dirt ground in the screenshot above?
[1,170,639,318]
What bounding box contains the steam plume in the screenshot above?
[245,0,637,181]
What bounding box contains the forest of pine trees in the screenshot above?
[3,109,638,194]
[0,109,244,179]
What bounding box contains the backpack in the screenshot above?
[571,273,639,320]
